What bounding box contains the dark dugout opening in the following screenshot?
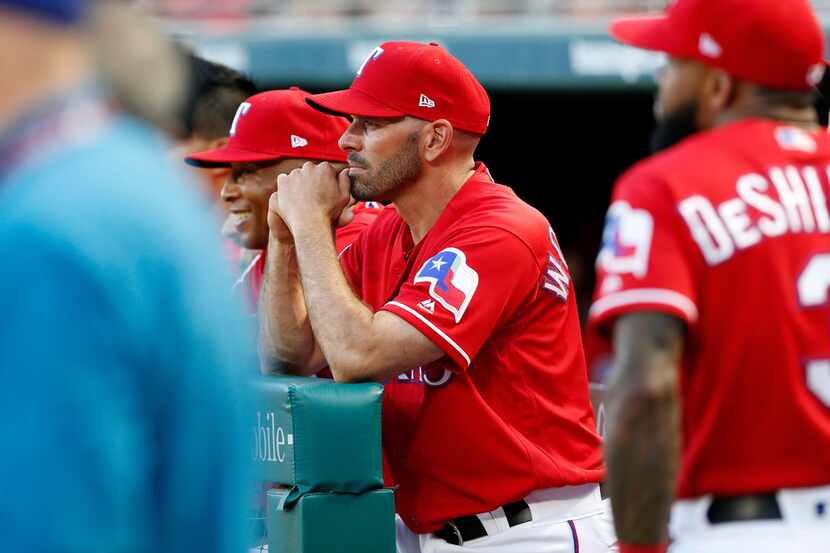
[478,89,654,323]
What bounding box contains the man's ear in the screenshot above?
[206,137,231,176]
[207,136,230,150]
[423,119,454,163]
[699,68,735,126]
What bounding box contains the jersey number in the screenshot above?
[797,253,830,407]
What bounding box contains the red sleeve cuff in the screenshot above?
[381,300,471,370]
[619,544,668,553]
[589,288,698,329]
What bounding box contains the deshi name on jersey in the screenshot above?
[340,163,604,533]
[588,119,830,499]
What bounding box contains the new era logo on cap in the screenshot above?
[419,94,436,108]
[184,88,348,168]
[698,33,722,59]
[807,63,826,87]
[305,41,491,135]
[291,134,308,148]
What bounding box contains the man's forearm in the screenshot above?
[607,312,683,546]
[291,220,381,381]
[258,237,320,374]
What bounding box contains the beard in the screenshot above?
[650,99,701,154]
[348,132,423,201]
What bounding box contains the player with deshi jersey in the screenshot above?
[587,1,830,552]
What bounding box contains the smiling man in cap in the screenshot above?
[186,87,381,312]
[260,41,614,552]
[586,1,830,552]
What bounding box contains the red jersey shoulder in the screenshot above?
[446,179,554,257]
[610,119,830,268]
[619,119,830,193]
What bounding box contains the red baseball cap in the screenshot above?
[306,41,491,135]
[186,87,348,168]
[611,0,827,91]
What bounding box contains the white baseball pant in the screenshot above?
[396,483,617,553]
[669,484,830,553]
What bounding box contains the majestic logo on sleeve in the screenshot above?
[414,248,479,323]
[597,201,654,277]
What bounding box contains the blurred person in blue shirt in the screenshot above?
[0,2,256,552]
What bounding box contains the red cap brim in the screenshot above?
[185,145,283,168]
[306,88,405,119]
[610,14,685,57]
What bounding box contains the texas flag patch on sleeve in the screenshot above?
[414,248,479,323]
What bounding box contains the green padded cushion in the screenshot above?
[251,376,384,505]
[267,488,395,553]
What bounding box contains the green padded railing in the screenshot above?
[251,376,394,553]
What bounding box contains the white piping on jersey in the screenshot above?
[232,252,263,292]
[589,288,699,323]
[338,243,353,260]
[385,301,471,367]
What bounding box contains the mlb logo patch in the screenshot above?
[414,248,478,323]
[597,201,653,278]
[775,126,816,153]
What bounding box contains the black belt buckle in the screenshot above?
[435,499,532,545]
[707,492,782,524]
[446,520,464,546]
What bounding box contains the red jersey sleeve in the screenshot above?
[589,170,699,331]
[381,228,541,371]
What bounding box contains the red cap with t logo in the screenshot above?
[307,41,491,135]
[610,0,827,91]
[186,87,348,168]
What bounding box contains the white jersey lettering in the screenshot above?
[736,173,788,238]
[681,165,830,265]
[679,195,735,265]
[718,197,761,250]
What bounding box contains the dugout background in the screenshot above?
[175,18,830,322]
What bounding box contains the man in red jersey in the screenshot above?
[185,87,381,311]
[586,1,830,552]
[259,41,614,552]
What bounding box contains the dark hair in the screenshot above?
[754,85,817,110]
[181,51,258,139]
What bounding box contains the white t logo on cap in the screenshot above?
[357,46,384,76]
[419,94,436,108]
[229,102,252,136]
[291,135,308,148]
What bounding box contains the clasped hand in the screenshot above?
[267,161,354,243]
